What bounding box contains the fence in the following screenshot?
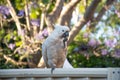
[0,68,120,80]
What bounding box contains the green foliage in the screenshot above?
[67,15,120,67]
[68,52,120,68]
[95,0,106,12]
[0,0,120,69]
[30,9,39,19]
[0,26,22,69]
[41,0,49,4]
[15,0,25,10]
[0,0,6,4]
[78,0,92,14]
[46,2,55,13]
[67,31,120,67]
[106,14,120,28]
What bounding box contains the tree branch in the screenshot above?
[84,0,101,21]
[96,0,115,21]
[68,0,102,45]
[0,14,3,27]
[3,55,36,67]
[25,0,31,31]
[45,0,65,33]
[40,11,45,32]
[7,0,22,35]
[58,0,81,26]
[88,0,116,30]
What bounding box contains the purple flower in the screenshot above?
[114,49,120,58]
[113,29,120,40]
[18,29,25,36]
[83,32,89,38]
[32,2,38,8]
[0,6,10,16]
[104,39,117,48]
[88,39,97,47]
[35,29,48,40]
[35,34,44,40]
[42,28,48,37]
[101,49,108,55]
[18,10,24,16]
[86,20,91,26]
[115,10,120,18]
[8,43,15,50]
[3,15,7,19]
[30,19,40,27]
[115,28,120,35]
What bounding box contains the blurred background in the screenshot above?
[0,0,120,69]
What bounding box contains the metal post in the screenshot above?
[107,68,120,80]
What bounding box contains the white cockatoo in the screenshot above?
[42,24,70,73]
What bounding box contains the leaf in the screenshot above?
[15,41,22,46]
[30,12,37,19]
[4,34,11,42]
[41,0,49,4]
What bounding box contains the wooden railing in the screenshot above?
[0,68,120,80]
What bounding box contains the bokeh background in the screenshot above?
[0,0,120,68]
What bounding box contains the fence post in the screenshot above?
[107,68,120,80]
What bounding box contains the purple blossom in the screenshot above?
[18,29,25,36]
[8,43,15,50]
[35,28,48,40]
[0,6,10,16]
[101,49,108,55]
[42,28,48,37]
[115,10,120,18]
[113,29,120,39]
[30,19,40,27]
[35,34,44,40]
[114,49,120,58]
[18,10,24,16]
[83,32,89,38]
[116,28,120,35]
[104,39,117,48]
[32,2,38,8]
[117,28,120,35]
[88,39,98,47]
[35,29,48,40]
[3,15,7,19]
[86,20,91,26]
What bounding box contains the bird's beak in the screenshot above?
[62,31,69,48]
[62,31,69,38]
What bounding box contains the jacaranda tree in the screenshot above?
[0,0,120,68]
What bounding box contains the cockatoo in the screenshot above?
[42,24,70,73]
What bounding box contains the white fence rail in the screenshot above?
[0,68,120,80]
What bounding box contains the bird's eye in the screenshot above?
[62,30,64,32]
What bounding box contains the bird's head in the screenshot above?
[54,24,70,39]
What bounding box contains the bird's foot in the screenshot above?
[51,67,55,74]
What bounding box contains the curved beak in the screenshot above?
[62,31,69,38]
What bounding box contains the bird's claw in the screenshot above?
[51,67,55,74]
